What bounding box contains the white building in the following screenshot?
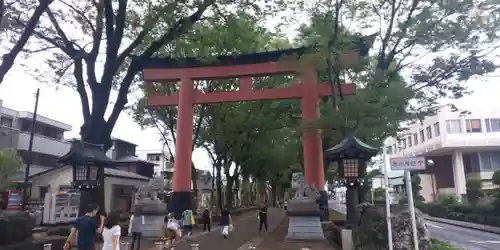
[136,149,172,175]
[386,106,500,202]
[0,99,72,178]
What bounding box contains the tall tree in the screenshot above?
[11,0,293,150]
[0,0,52,84]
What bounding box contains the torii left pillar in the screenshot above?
[170,78,195,218]
[301,69,328,221]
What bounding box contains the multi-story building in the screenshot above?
[0,99,72,177]
[136,149,173,175]
[386,106,500,202]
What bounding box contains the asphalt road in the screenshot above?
[328,200,500,250]
[426,220,500,250]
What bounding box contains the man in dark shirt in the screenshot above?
[64,203,100,250]
[258,206,268,232]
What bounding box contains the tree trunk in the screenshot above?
[215,163,223,211]
[271,183,278,207]
[257,180,267,204]
[191,164,198,213]
[234,174,240,207]
[241,175,250,206]
[225,177,234,210]
[223,159,233,209]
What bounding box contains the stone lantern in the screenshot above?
[58,140,115,216]
[324,134,378,228]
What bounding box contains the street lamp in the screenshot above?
[59,140,112,215]
[72,164,102,190]
[324,134,378,229]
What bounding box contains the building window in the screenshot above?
[465,119,482,133]
[479,151,500,170]
[485,118,500,132]
[147,154,161,161]
[402,139,407,149]
[0,116,13,127]
[413,133,418,145]
[445,119,462,134]
[420,130,425,142]
[433,122,440,136]
[393,144,397,152]
[426,126,432,139]
[408,136,412,147]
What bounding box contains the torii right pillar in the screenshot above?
[301,68,328,221]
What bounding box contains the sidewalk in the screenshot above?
[255,218,336,250]
[163,208,286,250]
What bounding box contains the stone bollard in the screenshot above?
[43,243,52,250]
[190,243,200,250]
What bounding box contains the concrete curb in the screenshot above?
[236,211,287,250]
[425,216,500,235]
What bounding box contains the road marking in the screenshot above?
[469,240,500,244]
[426,223,443,229]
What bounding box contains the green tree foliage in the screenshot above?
[0,149,24,191]
[8,0,296,150]
[402,173,424,202]
[465,178,484,205]
[492,170,500,186]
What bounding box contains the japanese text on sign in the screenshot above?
[390,157,426,171]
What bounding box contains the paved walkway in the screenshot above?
[256,218,335,250]
[163,208,285,250]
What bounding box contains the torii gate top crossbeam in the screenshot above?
[141,47,361,81]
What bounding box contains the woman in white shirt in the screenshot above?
[102,211,122,250]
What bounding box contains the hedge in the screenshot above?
[417,202,500,227]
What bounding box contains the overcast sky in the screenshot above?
[1,4,499,172]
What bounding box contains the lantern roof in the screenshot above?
[58,140,116,166]
[324,134,379,161]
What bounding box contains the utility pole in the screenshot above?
[22,88,40,210]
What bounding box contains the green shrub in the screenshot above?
[465,178,484,205]
[430,238,465,250]
[0,211,33,246]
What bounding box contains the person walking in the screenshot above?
[258,205,268,232]
[129,206,145,250]
[64,204,100,250]
[220,209,232,239]
[202,207,211,232]
[181,208,194,236]
[101,211,122,250]
[164,213,181,249]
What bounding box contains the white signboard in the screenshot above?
[390,156,426,171]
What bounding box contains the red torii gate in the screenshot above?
[142,47,358,216]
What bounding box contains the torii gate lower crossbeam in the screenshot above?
[144,60,356,219]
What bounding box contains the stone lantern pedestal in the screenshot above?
[285,181,326,241]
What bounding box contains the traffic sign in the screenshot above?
[390,156,426,171]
